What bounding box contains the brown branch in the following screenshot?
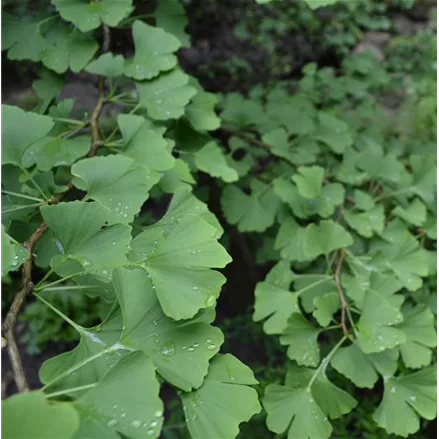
[2,24,112,393]
[334,249,349,336]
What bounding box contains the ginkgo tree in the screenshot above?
[1,0,437,438]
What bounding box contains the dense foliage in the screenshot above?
[1,0,436,438]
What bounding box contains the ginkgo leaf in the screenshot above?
[194,141,238,183]
[41,22,98,73]
[315,112,352,154]
[114,267,224,391]
[40,201,132,279]
[274,216,309,262]
[22,136,90,171]
[85,53,125,77]
[71,155,154,225]
[331,343,399,388]
[136,69,196,120]
[154,0,190,47]
[356,274,406,354]
[130,214,231,320]
[2,105,54,167]
[181,354,261,439]
[159,159,195,193]
[32,69,65,114]
[186,91,221,131]
[294,275,336,313]
[312,292,340,327]
[124,21,180,80]
[263,384,332,439]
[397,304,437,369]
[2,14,50,61]
[304,220,353,259]
[392,198,427,227]
[304,0,341,9]
[343,205,385,238]
[279,313,321,366]
[353,189,375,210]
[1,225,29,277]
[292,166,325,199]
[76,352,164,439]
[221,182,279,232]
[2,391,79,439]
[220,93,265,127]
[253,261,298,334]
[285,364,357,420]
[117,114,175,175]
[373,366,437,437]
[52,0,133,32]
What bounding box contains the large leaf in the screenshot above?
[181,354,261,439]
[136,69,196,120]
[2,105,54,167]
[130,214,231,320]
[40,201,132,279]
[373,366,437,437]
[114,267,224,390]
[2,391,79,439]
[76,351,164,439]
[71,155,154,225]
[125,21,180,80]
[51,0,133,32]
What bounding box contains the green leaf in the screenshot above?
[40,201,132,278]
[304,0,341,9]
[292,166,325,199]
[343,205,385,238]
[2,14,50,61]
[1,225,29,277]
[2,391,79,439]
[52,0,133,32]
[194,141,239,183]
[331,343,399,388]
[154,0,190,47]
[23,136,90,171]
[136,69,197,120]
[220,93,264,128]
[76,351,164,439]
[221,182,279,232]
[2,105,54,167]
[130,214,231,320]
[114,267,224,391]
[186,91,221,131]
[85,53,125,77]
[295,275,336,313]
[315,112,352,154]
[356,274,406,354]
[397,305,437,369]
[158,159,195,193]
[71,155,154,225]
[41,22,98,73]
[304,220,353,259]
[373,366,437,437]
[274,216,309,262]
[392,198,427,227]
[279,313,321,366]
[312,292,340,327]
[353,189,375,211]
[33,69,65,113]
[124,21,180,80]
[253,261,298,334]
[263,384,332,439]
[181,354,261,439]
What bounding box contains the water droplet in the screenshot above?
[193,286,199,291]
[193,343,199,348]
[206,339,212,343]
[207,344,216,351]
[147,430,154,436]
[154,410,163,417]
[113,404,118,409]
[131,420,142,428]
[205,295,216,307]
[121,412,127,418]
[160,341,175,357]
[152,320,158,327]
[150,421,158,427]
[188,347,194,352]
[107,419,118,427]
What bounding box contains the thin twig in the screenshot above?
[2,24,112,393]
[334,249,349,336]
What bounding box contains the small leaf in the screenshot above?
[343,205,385,238]
[194,141,239,183]
[2,391,79,439]
[181,354,261,439]
[274,216,309,262]
[186,91,221,131]
[312,292,340,327]
[315,112,352,154]
[85,53,125,77]
[125,21,180,80]
[220,93,264,128]
[373,366,437,437]
[1,225,29,277]
[136,69,196,120]
[392,198,427,227]
[292,166,325,199]
[304,0,341,9]
[154,0,190,47]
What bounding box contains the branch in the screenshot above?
[2,24,112,393]
[334,249,349,336]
